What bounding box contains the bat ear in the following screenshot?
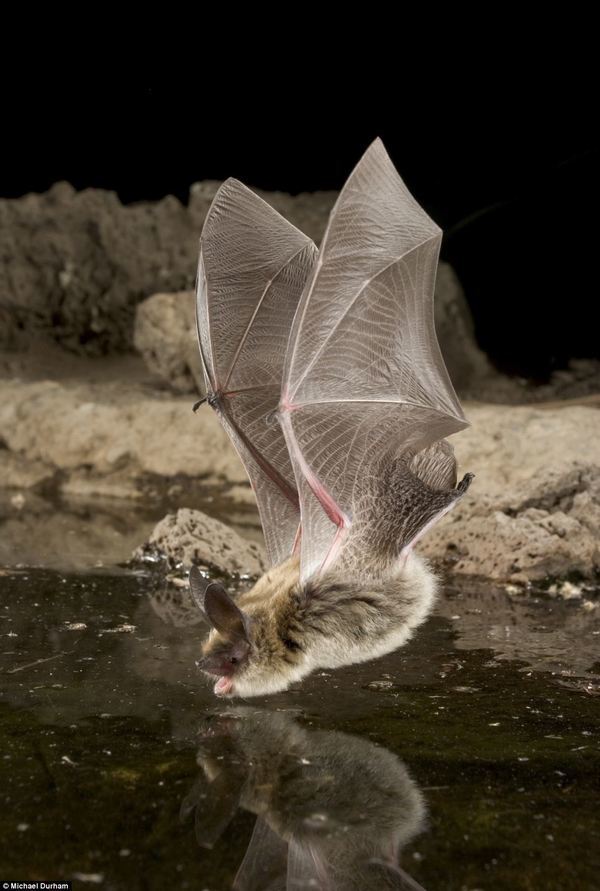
[189,565,212,614]
[189,567,251,642]
[204,585,251,643]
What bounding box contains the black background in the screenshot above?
[3,40,597,378]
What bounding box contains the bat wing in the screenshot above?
[233,816,288,891]
[197,179,317,566]
[280,139,470,580]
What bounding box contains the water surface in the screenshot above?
[0,560,598,889]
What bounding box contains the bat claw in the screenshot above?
[457,472,475,495]
[193,397,208,413]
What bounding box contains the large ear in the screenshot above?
[189,565,212,613]
[204,585,251,642]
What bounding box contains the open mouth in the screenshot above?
[214,676,233,696]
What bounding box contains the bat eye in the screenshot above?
[228,656,239,665]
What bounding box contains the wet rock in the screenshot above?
[225,484,256,505]
[137,507,266,576]
[60,469,144,501]
[421,463,600,583]
[133,290,204,394]
[0,493,155,569]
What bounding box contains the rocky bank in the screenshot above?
[0,359,598,585]
[0,181,598,587]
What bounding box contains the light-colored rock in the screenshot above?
[60,469,144,501]
[133,291,204,394]
[420,463,600,583]
[1,369,598,584]
[453,403,600,495]
[137,507,266,576]
[0,378,244,484]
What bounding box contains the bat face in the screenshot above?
[197,632,251,696]
[191,560,311,698]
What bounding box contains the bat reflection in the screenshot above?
[181,709,428,890]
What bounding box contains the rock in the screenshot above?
[0,493,156,569]
[133,291,204,394]
[0,377,245,484]
[60,469,144,501]
[137,507,266,576]
[225,484,256,505]
[422,403,600,582]
[420,463,600,583]
[453,403,600,495]
[1,181,488,397]
[0,182,209,355]
[0,181,336,356]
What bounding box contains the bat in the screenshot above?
[191,139,473,697]
[184,708,427,890]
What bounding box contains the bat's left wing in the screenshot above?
[196,179,317,566]
[280,140,471,581]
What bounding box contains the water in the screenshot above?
[0,507,599,888]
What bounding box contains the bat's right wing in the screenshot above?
[197,179,317,566]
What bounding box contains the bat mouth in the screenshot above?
[214,676,234,697]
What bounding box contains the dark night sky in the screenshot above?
[3,48,597,378]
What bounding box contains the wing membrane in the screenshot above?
[197,179,317,565]
[281,140,468,579]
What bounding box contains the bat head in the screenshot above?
[189,560,309,698]
[189,566,252,697]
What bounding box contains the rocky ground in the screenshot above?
[0,345,598,590]
[1,181,599,593]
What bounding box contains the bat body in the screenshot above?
[191,139,473,697]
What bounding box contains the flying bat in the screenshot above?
[191,139,473,697]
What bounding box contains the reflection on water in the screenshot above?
[184,709,426,890]
[0,567,598,889]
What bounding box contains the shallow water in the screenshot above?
[0,559,598,890]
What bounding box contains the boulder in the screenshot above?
[420,463,600,583]
[0,377,244,484]
[0,181,337,356]
[137,507,266,576]
[133,290,204,394]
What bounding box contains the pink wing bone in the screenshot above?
[279,403,350,573]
